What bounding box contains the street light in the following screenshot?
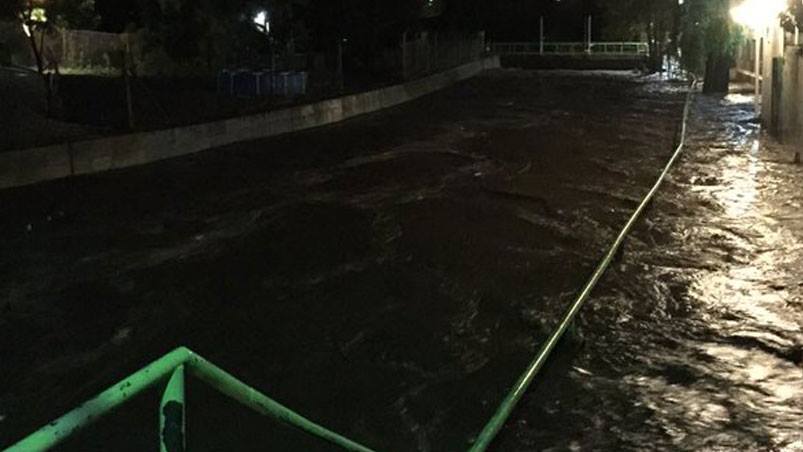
[253,10,270,35]
[730,0,786,111]
[21,6,47,37]
[730,0,785,32]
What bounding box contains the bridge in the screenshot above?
[492,41,650,70]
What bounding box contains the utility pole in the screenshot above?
[586,15,592,53]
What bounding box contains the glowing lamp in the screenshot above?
[730,0,785,31]
[253,10,270,34]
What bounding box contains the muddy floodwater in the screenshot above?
[1,70,801,451]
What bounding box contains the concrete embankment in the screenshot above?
[0,56,500,190]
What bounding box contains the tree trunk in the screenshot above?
[703,52,730,93]
[26,27,54,116]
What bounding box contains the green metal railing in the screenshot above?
[4,80,695,452]
[4,347,376,452]
[492,41,650,56]
[468,78,697,451]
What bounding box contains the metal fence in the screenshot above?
[56,28,136,72]
[400,31,486,79]
[0,21,134,73]
[492,41,649,57]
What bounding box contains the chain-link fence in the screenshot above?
[400,31,486,80]
[0,21,134,73]
[57,29,136,73]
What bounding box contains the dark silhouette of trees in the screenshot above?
[679,0,740,92]
[598,0,677,71]
[599,0,746,91]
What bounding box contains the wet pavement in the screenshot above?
[0,70,800,451]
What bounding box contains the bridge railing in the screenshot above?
[492,41,649,56]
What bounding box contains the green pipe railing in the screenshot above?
[468,78,697,452]
[4,80,695,452]
[4,347,376,452]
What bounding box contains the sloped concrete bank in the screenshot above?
[0,56,500,190]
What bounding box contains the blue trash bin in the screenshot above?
[217,70,234,96]
[233,71,259,97]
[286,71,308,97]
[273,71,292,97]
[258,71,274,96]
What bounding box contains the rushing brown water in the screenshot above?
[1,70,800,451]
[492,91,803,452]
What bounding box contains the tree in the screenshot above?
[305,0,421,77]
[598,0,678,72]
[680,0,740,93]
[599,0,743,91]
[2,1,57,113]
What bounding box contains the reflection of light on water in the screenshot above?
[691,266,799,333]
[746,362,770,381]
[718,157,758,217]
[622,374,733,446]
[635,91,803,450]
[772,384,799,403]
[724,93,756,105]
[782,440,803,452]
[714,140,761,218]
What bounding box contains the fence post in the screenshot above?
[539,17,544,55]
[123,49,135,130]
[401,32,407,79]
[61,28,67,68]
[337,38,344,91]
[160,365,186,452]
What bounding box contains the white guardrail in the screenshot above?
[492,42,649,56]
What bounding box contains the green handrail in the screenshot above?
[4,347,376,452]
[468,78,697,452]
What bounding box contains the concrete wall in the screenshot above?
[762,25,786,130]
[0,56,500,190]
[769,46,803,144]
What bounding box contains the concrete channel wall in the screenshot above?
[0,56,500,190]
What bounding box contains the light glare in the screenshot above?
[730,0,785,31]
[253,10,270,34]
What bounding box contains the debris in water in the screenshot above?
[111,327,133,345]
